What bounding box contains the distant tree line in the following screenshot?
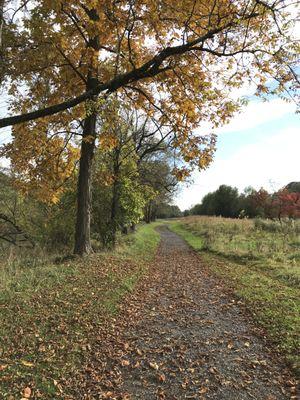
[154,204,182,219]
[184,183,300,219]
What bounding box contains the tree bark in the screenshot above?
[74,77,98,255]
[0,0,4,46]
[130,223,136,232]
[145,201,152,223]
[0,0,5,83]
[110,148,121,248]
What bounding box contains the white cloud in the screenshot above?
[176,126,300,210]
[218,98,297,134]
[196,98,296,138]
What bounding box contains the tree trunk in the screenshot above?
[130,223,136,232]
[110,148,121,248]
[0,0,4,43]
[145,201,152,223]
[74,77,98,255]
[0,0,5,83]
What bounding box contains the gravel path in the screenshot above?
[85,226,297,399]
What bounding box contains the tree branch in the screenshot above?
[0,9,271,129]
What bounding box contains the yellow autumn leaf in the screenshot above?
[149,361,159,370]
[21,360,34,367]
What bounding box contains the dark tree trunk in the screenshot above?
[110,148,121,247]
[74,77,98,255]
[121,226,128,235]
[151,206,157,221]
[0,0,5,83]
[145,202,152,223]
[0,0,4,45]
[130,223,136,232]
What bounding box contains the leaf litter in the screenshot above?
[1,227,298,399]
[69,226,298,399]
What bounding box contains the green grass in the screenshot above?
[116,221,162,261]
[169,217,300,373]
[0,223,161,399]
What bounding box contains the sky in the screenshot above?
[175,2,300,211]
[175,97,299,211]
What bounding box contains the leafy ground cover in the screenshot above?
[0,223,160,399]
[169,216,300,373]
[73,226,297,399]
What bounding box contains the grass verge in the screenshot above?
[0,223,161,399]
[169,220,300,374]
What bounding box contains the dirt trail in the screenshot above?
[85,226,296,399]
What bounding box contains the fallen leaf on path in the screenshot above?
[101,391,113,399]
[21,361,34,367]
[156,387,165,399]
[23,387,31,398]
[149,361,159,370]
[157,373,166,382]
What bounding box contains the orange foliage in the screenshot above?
[1,0,298,201]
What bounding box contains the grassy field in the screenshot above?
[169,216,300,372]
[0,223,161,399]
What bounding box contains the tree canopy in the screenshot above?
[1,0,298,132]
[0,0,298,253]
